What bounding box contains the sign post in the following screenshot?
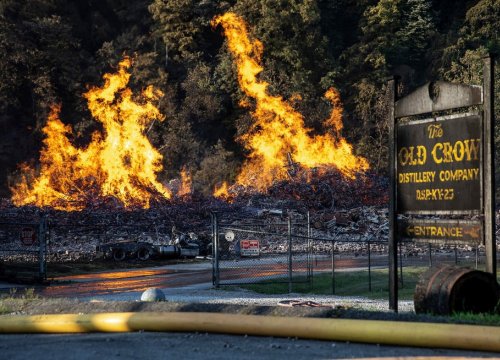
[388,54,496,312]
[388,76,399,311]
[483,55,496,276]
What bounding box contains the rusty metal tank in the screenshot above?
[414,265,499,315]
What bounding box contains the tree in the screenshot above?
[193,140,238,195]
[395,0,436,68]
[0,0,84,196]
[440,0,500,180]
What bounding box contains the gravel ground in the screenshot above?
[71,280,415,313]
[159,286,416,312]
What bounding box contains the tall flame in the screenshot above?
[212,13,369,191]
[11,57,171,210]
[177,167,192,197]
[213,181,231,202]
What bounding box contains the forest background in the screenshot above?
[0,0,498,197]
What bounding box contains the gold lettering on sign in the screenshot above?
[427,124,443,139]
[398,171,436,183]
[431,139,480,164]
[439,168,479,182]
[415,188,454,201]
[407,225,464,238]
[405,225,481,240]
[398,146,427,166]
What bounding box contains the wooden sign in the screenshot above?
[397,114,482,213]
[387,54,496,312]
[397,219,482,244]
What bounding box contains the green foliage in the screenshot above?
[2,287,39,300]
[193,140,239,195]
[440,0,500,179]
[451,312,500,326]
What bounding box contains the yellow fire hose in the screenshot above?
[0,312,499,352]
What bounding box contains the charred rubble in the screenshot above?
[0,169,497,263]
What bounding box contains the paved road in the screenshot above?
[37,255,390,299]
[1,331,497,360]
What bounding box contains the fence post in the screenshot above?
[428,243,432,267]
[368,240,372,292]
[475,245,478,269]
[213,212,220,288]
[288,216,292,294]
[38,214,47,281]
[331,241,335,295]
[399,242,404,288]
[211,212,215,285]
[307,211,312,285]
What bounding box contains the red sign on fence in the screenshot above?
[240,240,259,257]
[20,227,37,246]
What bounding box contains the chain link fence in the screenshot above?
[212,211,499,303]
[212,213,312,290]
[0,214,47,282]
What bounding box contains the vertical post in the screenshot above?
[331,241,335,295]
[388,76,399,312]
[38,214,47,281]
[475,245,479,270]
[428,243,432,267]
[399,242,404,288]
[213,212,220,288]
[288,216,292,294]
[483,54,496,278]
[368,240,372,292]
[211,212,215,285]
[307,211,312,285]
[454,245,458,265]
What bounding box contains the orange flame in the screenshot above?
[213,181,231,201]
[177,168,192,197]
[212,13,369,191]
[11,57,171,210]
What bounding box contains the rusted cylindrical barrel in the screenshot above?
[414,265,499,315]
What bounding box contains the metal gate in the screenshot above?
[0,212,47,282]
[211,212,313,290]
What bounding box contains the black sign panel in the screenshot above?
[398,219,483,244]
[397,114,482,213]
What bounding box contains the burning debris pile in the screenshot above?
[11,57,173,211]
[212,13,369,193]
[2,13,389,263]
[256,168,387,209]
[9,13,372,214]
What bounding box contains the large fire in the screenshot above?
[212,13,369,191]
[11,57,172,210]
